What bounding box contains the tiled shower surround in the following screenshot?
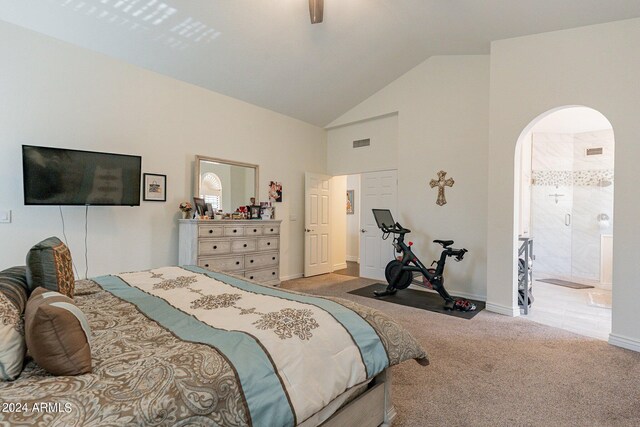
[531,130,614,282]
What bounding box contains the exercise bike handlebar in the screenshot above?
[380,222,411,235]
[449,247,468,262]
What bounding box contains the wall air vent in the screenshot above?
[353,138,371,148]
[586,147,603,156]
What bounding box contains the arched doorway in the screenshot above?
[514,106,614,340]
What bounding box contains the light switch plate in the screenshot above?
[0,210,11,223]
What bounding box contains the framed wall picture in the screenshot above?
[346,190,354,214]
[268,181,283,202]
[143,173,166,202]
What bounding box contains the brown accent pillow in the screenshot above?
[26,237,75,298]
[24,287,92,376]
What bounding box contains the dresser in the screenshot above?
[178,219,282,286]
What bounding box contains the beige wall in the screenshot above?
[488,18,640,350]
[0,22,326,279]
[327,114,398,176]
[327,56,490,299]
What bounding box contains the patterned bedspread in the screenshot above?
[0,266,427,426]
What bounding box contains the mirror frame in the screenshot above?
[195,155,259,207]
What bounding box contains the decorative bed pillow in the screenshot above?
[0,267,28,380]
[24,287,92,376]
[26,237,75,298]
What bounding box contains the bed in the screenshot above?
[0,265,428,426]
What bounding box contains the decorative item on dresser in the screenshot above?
[179,219,282,285]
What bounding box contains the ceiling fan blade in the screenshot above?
[309,0,324,24]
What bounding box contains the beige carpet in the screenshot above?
[282,274,640,427]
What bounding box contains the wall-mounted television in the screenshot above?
[22,145,142,206]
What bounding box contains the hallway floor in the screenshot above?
[333,261,359,277]
[523,279,611,341]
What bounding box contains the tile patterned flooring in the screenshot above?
[523,279,612,341]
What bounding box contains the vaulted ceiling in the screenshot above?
[1,1,640,126]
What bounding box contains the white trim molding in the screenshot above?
[485,301,520,317]
[333,263,348,271]
[609,333,640,353]
[346,255,359,262]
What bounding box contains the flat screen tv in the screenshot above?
[22,145,142,206]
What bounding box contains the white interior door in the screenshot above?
[304,172,332,277]
[359,170,397,280]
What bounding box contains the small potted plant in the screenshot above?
[179,201,193,219]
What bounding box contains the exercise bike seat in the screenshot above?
[433,239,454,248]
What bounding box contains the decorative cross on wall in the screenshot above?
[429,170,455,206]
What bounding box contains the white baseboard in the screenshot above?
[609,333,640,353]
[280,273,303,281]
[485,301,520,317]
[333,263,347,271]
[346,255,359,262]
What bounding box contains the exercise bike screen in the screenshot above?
[372,209,396,229]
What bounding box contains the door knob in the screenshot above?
[305,228,312,232]
[361,229,367,233]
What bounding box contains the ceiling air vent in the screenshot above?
[586,147,603,156]
[353,138,370,148]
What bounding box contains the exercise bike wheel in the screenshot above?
[385,260,412,290]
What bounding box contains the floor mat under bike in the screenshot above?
[348,283,485,319]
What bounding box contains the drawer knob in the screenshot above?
[213,245,218,249]
[205,264,209,267]
[236,261,240,265]
[250,260,254,263]
[253,229,257,232]
[209,229,213,234]
[270,228,274,232]
[233,229,237,233]
[272,257,276,260]
[250,276,254,280]
[272,272,276,275]
[267,242,271,246]
[243,243,247,248]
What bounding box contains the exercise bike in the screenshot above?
[371,209,476,311]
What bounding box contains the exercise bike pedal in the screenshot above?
[374,288,397,297]
[443,300,455,311]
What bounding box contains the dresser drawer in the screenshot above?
[198,255,244,271]
[198,239,231,255]
[231,239,257,253]
[263,225,280,235]
[224,226,245,237]
[244,225,263,236]
[245,251,279,269]
[246,267,279,283]
[198,225,223,238]
[257,237,279,251]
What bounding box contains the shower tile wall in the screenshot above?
[531,133,574,278]
[572,130,614,280]
[531,130,614,281]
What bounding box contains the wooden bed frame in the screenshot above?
[321,368,395,427]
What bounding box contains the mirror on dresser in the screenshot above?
[195,155,259,214]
